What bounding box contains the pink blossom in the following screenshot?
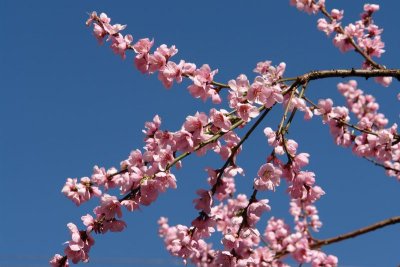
[103,22,126,35]
[213,251,236,266]
[94,194,122,219]
[253,61,272,75]
[210,108,231,132]
[295,171,315,186]
[283,233,310,263]
[345,23,364,39]
[173,130,194,153]
[261,62,286,84]
[367,24,383,37]
[92,23,107,44]
[64,223,94,264]
[317,9,342,36]
[61,178,83,205]
[254,163,282,191]
[110,33,133,59]
[49,254,69,267]
[193,189,213,214]
[139,179,160,206]
[153,130,175,148]
[331,9,344,20]
[61,177,100,206]
[294,153,310,169]
[222,234,237,250]
[81,214,95,232]
[90,165,107,186]
[207,167,237,201]
[236,103,259,122]
[307,186,326,203]
[236,227,261,258]
[317,18,337,36]
[227,74,250,108]
[134,56,149,74]
[121,149,144,170]
[286,139,298,155]
[181,62,196,75]
[98,13,111,24]
[103,219,127,232]
[246,199,271,227]
[143,115,161,136]
[375,76,392,87]
[264,217,291,252]
[158,60,184,88]
[359,36,385,58]
[314,98,333,123]
[121,199,140,212]
[289,97,313,120]
[333,33,354,53]
[305,205,323,231]
[158,222,205,261]
[290,0,325,14]
[155,171,177,192]
[248,77,283,108]
[338,80,389,126]
[214,131,241,160]
[263,127,277,146]
[364,4,379,13]
[133,38,153,55]
[327,106,353,147]
[229,74,250,97]
[191,214,216,238]
[187,64,218,102]
[116,167,142,194]
[147,44,178,73]
[183,112,209,138]
[310,251,338,267]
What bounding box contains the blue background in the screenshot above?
[1,1,399,266]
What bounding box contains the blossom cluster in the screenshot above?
[51,2,399,266]
[158,128,336,266]
[293,1,393,87]
[318,4,384,56]
[313,80,400,180]
[85,12,289,112]
[54,54,288,265]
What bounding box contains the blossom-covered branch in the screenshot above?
[52,3,400,266]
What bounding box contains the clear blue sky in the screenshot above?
[1,1,400,266]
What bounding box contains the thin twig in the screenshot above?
[363,157,400,173]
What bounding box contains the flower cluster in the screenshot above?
[313,80,400,180]
[158,129,334,266]
[86,12,221,102]
[86,12,287,114]
[52,2,400,266]
[318,4,385,60]
[159,194,274,266]
[294,2,392,87]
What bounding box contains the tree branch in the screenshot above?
[291,69,400,84]
[274,215,400,260]
[311,215,400,249]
